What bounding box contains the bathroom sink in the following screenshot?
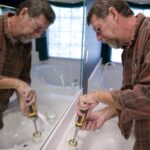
[2,88,77,150]
[0,107,46,149]
[55,116,135,150]
[42,99,135,150]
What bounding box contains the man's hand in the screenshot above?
[76,90,121,130]
[77,93,99,115]
[82,107,118,131]
[16,92,28,116]
[16,81,36,105]
[15,81,37,117]
[0,76,37,117]
[77,90,122,116]
[77,93,98,110]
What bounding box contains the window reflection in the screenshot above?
[47,6,84,59]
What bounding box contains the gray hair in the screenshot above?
[87,0,134,25]
[16,0,55,25]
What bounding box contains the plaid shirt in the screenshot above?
[0,13,32,112]
[112,13,150,149]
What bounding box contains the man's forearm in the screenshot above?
[0,75,22,90]
[102,106,118,121]
[92,90,122,110]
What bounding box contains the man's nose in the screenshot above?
[96,34,103,41]
[34,32,42,38]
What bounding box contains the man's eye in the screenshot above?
[97,28,100,33]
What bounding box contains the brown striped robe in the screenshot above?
[112,13,150,150]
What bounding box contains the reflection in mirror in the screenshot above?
[0,1,85,149]
[31,0,85,144]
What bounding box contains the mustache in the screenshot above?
[102,38,121,49]
[19,34,36,43]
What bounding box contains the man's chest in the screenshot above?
[1,40,25,78]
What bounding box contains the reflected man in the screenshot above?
[0,0,55,128]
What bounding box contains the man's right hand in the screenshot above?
[76,90,122,117]
[16,81,36,105]
[15,80,37,117]
[76,93,99,116]
[0,76,37,117]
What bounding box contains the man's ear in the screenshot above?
[19,7,29,16]
[108,7,119,21]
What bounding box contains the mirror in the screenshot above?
[0,0,85,149]
[31,0,86,129]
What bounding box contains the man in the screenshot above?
[0,0,55,129]
[77,0,150,149]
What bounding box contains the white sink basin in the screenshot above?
[0,107,50,150]
[4,86,77,150]
[42,101,135,150]
[56,116,135,150]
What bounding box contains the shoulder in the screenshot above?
[140,18,150,54]
[140,16,150,32]
[138,16,150,43]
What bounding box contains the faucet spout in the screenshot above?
[59,74,65,88]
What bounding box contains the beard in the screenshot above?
[7,32,35,44]
[103,38,122,49]
[10,34,35,44]
[19,34,35,44]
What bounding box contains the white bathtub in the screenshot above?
[0,64,82,150]
[31,64,80,89]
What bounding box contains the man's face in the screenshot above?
[16,8,49,43]
[90,14,122,49]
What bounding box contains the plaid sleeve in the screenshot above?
[112,85,150,125]
[111,40,150,125]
